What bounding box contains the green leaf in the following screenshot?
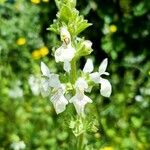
[58,4,74,23]
[58,4,92,36]
[74,19,92,36]
[47,19,60,34]
[55,0,76,9]
[68,11,92,35]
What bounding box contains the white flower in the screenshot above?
[70,78,92,116]
[41,62,61,88]
[10,141,26,150]
[40,61,61,97]
[28,75,41,96]
[55,43,75,63]
[54,27,75,72]
[83,58,112,97]
[51,84,68,114]
[9,87,23,99]
[9,81,23,99]
[41,62,68,114]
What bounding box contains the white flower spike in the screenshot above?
[90,58,112,97]
[70,78,92,116]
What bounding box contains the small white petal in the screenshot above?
[75,77,88,90]
[54,44,75,63]
[40,78,50,97]
[53,95,68,114]
[99,58,108,75]
[99,78,112,97]
[70,92,92,115]
[103,72,110,76]
[41,62,51,77]
[90,72,100,83]
[63,61,71,72]
[48,74,61,88]
[51,85,68,114]
[54,46,63,63]
[83,58,94,73]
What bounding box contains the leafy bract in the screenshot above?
[48,3,92,36]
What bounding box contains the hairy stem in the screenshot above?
[77,132,84,150]
[70,58,77,84]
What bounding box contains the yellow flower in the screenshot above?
[100,146,114,150]
[16,37,26,46]
[32,47,49,59]
[39,46,49,57]
[31,0,40,4]
[42,0,49,2]
[32,50,41,59]
[109,25,117,33]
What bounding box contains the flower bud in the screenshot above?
[60,27,71,45]
[82,40,92,49]
[76,40,93,58]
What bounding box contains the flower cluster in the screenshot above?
[40,27,112,116]
[32,46,49,59]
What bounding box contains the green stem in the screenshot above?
[70,58,77,84]
[70,57,85,150]
[77,133,84,150]
[76,116,85,150]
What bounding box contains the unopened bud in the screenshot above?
[75,40,93,58]
[60,27,71,45]
[82,40,92,49]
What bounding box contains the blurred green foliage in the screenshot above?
[0,0,150,149]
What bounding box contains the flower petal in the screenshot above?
[51,85,68,114]
[55,44,75,63]
[75,77,88,90]
[53,95,68,114]
[99,58,108,75]
[99,78,112,97]
[70,94,92,115]
[90,72,100,83]
[63,61,71,72]
[83,58,94,73]
[40,78,50,97]
[41,62,51,77]
[48,74,61,88]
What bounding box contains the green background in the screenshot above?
[0,0,149,149]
